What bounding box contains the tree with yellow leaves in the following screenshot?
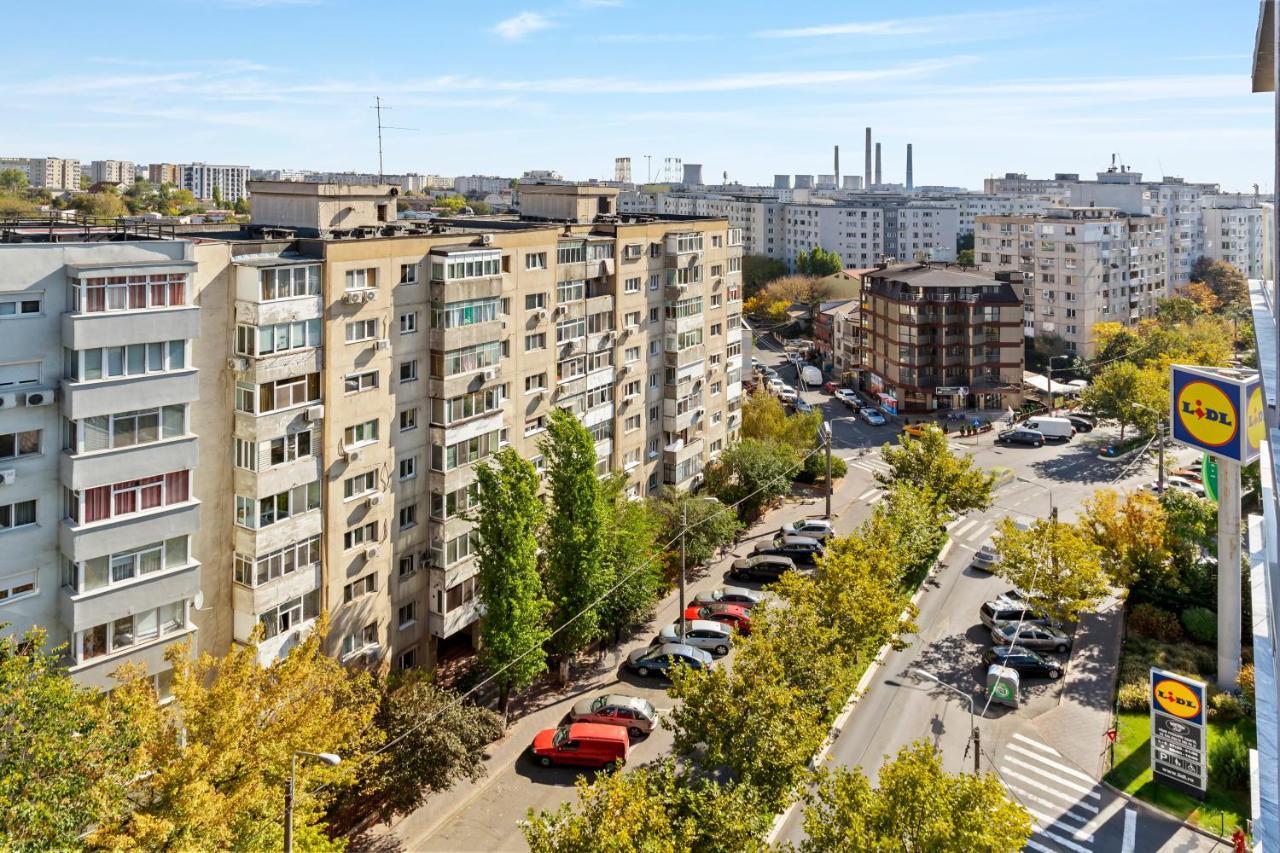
[1078,488,1172,589]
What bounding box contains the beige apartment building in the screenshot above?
[0,181,744,688]
[975,207,1168,358]
[0,156,81,191]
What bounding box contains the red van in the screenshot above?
[530,722,629,769]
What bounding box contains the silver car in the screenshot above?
[990,621,1073,653]
[652,620,734,656]
[694,587,764,607]
[971,543,999,572]
[568,694,658,736]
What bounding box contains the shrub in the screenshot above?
[1181,607,1216,644]
[1239,664,1256,710]
[1210,728,1250,787]
[1209,691,1244,723]
[1116,682,1149,713]
[796,451,847,484]
[1128,603,1183,643]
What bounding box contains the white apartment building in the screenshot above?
[1202,195,1274,280]
[976,207,1168,357]
[954,193,1065,234]
[0,157,81,191]
[181,162,251,203]
[90,160,135,186]
[453,175,512,196]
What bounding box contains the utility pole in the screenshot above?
[284,755,295,853]
[679,503,687,643]
[824,422,833,520]
[374,96,385,183]
[973,725,981,775]
[1132,402,1165,492]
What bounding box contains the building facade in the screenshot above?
[181,163,251,203]
[0,157,81,191]
[453,175,512,196]
[147,163,181,186]
[1202,195,1274,280]
[976,207,1168,357]
[90,160,135,187]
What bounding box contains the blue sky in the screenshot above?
[1,0,1269,191]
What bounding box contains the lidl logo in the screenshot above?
[1248,385,1266,455]
[1153,678,1202,721]
[1175,381,1238,448]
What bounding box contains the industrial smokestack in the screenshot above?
[834,145,840,186]
[906,143,913,190]
[874,142,882,186]
[682,163,703,186]
[864,127,872,187]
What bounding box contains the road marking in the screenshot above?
[867,492,885,505]
[1024,840,1062,853]
[1121,808,1136,853]
[962,524,991,544]
[855,488,879,500]
[999,769,1101,814]
[1001,759,1102,800]
[952,518,979,538]
[1014,733,1062,756]
[1022,806,1094,843]
[1002,784,1093,825]
[1031,823,1093,853]
[1006,744,1098,785]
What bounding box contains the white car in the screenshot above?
[1147,477,1206,498]
[778,385,798,403]
[972,543,999,572]
[780,519,835,541]
[651,620,735,656]
[834,389,859,408]
[860,408,887,426]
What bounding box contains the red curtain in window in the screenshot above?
[164,471,189,503]
[83,486,110,522]
[169,278,186,306]
[85,281,106,313]
[128,282,147,309]
[139,476,163,510]
[113,485,137,517]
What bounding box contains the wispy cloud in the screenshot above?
[595,32,717,44]
[493,11,554,40]
[756,7,1058,39]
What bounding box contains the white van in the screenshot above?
[800,365,823,387]
[1022,416,1075,441]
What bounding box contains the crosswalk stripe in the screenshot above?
[1032,823,1093,853]
[1024,840,1062,853]
[1003,784,1093,825]
[855,488,878,501]
[1023,806,1094,843]
[952,518,979,538]
[867,493,885,505]
[1014,733,1062,756]
[1121,808,1136,853]
[999,768,1101,811]
[1007,745,1098,785]
[962,524,991,544]
[1003,757,1101,799]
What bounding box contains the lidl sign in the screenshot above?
[1170,365,1263,463]
[1150,667,1207,798]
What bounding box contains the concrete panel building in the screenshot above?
[147,163,181,186]
[90,160,135,187]
[1202,195,1273,280]
[0,157,81,191]
[181,162,251,203]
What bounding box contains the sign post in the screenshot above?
[1169,366,1263,689]
[1150,667,1208,799]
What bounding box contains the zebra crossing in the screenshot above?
[948,516,994,547]
[997,733,1117,853]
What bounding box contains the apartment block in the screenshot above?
[90,160,135,187]
[147,163,181,186]
[0,156,81,191]
[1202,195,1273,280]
[858,263,1025,414]
[453,175,512,196]
[181,162,251,203]
[976,207,1168,357]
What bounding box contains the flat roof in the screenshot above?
[867,263,997,288]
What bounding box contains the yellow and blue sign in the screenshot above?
[1170,365,1263,464]
[1152,673,1205,725]
[1150,667,1208,797]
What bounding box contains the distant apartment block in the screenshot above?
[147,163,181,185]
[180,162,251,203]
[1201,195,1274,280]
[90,160,135,186]
[0,156,81,191]
[454,175,512,196]
[976,207,1168,357]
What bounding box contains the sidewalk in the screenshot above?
[1032,595,1126,779]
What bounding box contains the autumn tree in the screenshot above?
[1079,360,1165,439]
[650,489,743,581]
[1192,256,1249,310]
[796,741,1032,853]
[1078,488,1172,589]
[877,425,994,517]
[70,191,127,219]
[473,447,552,723]
[866,481,949,585]
[1155,296,1201,325]
[1182,281,1222,314]
[703,437,802,521]
[541,408,611,681]
[957,248,976,266]
[743,254,788,299]
[751,274,832,310]
[993,515,1108,624]
[0,168,28,195]
[742,388,822,451]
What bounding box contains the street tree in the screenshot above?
[0,168,28,195]
[957,248,976,266]
[540,408,611,682]
[211,185,224,208]
[703,437,802,521]
[1079,488,1172,590]
[650,488,743,582]
[750,274,832,309]
[89,619,380,852]
[1192,256,1249,310]
[795,741,1031,853]
[1079,360,1165,439]
[524,760,770,853]
[70,192,127,219]
[796,246,843,277]
[596,473,663,644]
[742,389,822,451]
[1182,281,1222,315]
[1156,296,1202,325]
[993,516,1108,624]
[877,426,994,517]
[473,448,553,724]
[743,254,788,299]
[863,480,947,587]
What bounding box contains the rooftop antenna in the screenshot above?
[371,97,418,182]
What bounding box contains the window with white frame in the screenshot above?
[343,471,377,500]
[431,428,507,471]
[69,471,190,525]
[73,273,188,313]
[525,373,547,393]
[399,408,417,431]
[345,319,378,343]
[341,622,378,656]
[343,521,379,550]
[63,536,189,593]
[525,293,546,310]
[624,277,641,293]
[258,590,320,640]
[78,601,186,661]
[66,340,187,381]
[234,481,320,529]
[399,263,418,284]
[432,483,479,519]
[0,569,37,604]
[257,267,320,302]
[398,503,418,530]
[398,601,417,629]
[432,385,505,425]
[399,456,417,481]
[344,573,376,602]
[237,320,321,355]
[525,252,547,271]
[0,294,41,317]
[344,268,377,290]
[233,536,320,588]
[399,360,418,383]
[345,419,379,446]
[400,311,418,334]
[344,370,379,394]
[235,374,320,414]
[0,429,40,460]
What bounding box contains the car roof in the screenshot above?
[566,722,629,740]
[652,641,710,659]
[696,602,748,615]
[666,619,729,634]
[991,645,1046,659]
[745,553,793,565]
[602,694,651,711]
[778,534,821,545]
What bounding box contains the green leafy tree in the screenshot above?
[795,741,1031,853]
[650,489,743,583]
[796,246,843,277]
[0,168,28,195]
[1079,488,1172,589]
[0,628,142,852]
[541,408,611,682]
[741,389,822,451]
[703,437,802,521]
[993,516,1108,624]
[524,760,771,852]
[211,185,224,208]
[743,254,788,299]
[1079,360,1165,439]
[70,192,127,219]
[0,195,35,217]
[957,248,975,266]
[865,481,948,586]
[1155,296,1202,325]
[1192,256,1249,310]
[473,448,553,723]
[877,425,994,517]
[596,473,663,643]
[234,196,250,216]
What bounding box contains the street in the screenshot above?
[380,344,1220,853]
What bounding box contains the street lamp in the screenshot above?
[911,668,980,774]
[819,415,864,520]
[1014,475,1055,521]
[1132,401,1166,493]
[1046,354,1071,415]
[285,750,341,853]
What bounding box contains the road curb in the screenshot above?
[1099,780,1236,847]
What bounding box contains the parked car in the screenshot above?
[971,543,999,572]
[626,642,713,679]
[780,519,835,541]
[902,423,936,438]
[694,586,764,607]
[1022,417,1075,441]
[568,694,658,737]
[792,398,814,414]
[729,553,796,582]
[1066,415,1094,433]
[530,722,629,769]
[822,381,840,394]
[800,366,824,387]
[754,534,824,565]
[750,357,763,370]
[778,385,798,403]
[762,366,780,380]
[982,646,1064,680]
[654,620,735,655]
[684,602,753,634]
[860,408,887,426]
[979,595,1050,629]
[767,378,786,394]
[834,389,860,409]
[1147,477,1206,498]
[996,427,1044,448]
[990,621,1073,652]
[1169,467,1203,483]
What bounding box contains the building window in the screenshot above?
[433,531,478,567]
[0,569,37,604]
[557,280,586,303]
[67,340,188,381]
[73,471,190,525]
[399,408,417,431]
[344,574,377,603]
[345,419,379,446]
[345,319,378,343]
[556,317,586,343]
[344,370,379,394]
[432,297,500,329]
[343,471,377,500]
[267,429,313,466]
[399,263,418,284]
[438,253,501,280]
[525,415,546,435]
[341,622,379,656]
[625,414,641,432]
[345,268,377,290]
[343,521,379,550]
[237,320,322,355]
[398,648,417,670]
[526,252,547,271]
[398,602,417,630]
[525,333,546,352]
[78,601,187,661]
[432,341,502,377]
[398,503,418,530]
[399,360,418,383]
[233,536,319,588]
[624,277,641,293]
[235,373,320,414]
[525,373,547,393]
[234,481,320,529]
[557,244,586,265]
[399,456,417,481]
[432,385,506,425]
[400,312,418,334]
[431,429,507,471]
[525,293,546,310]
[72,273,188,313]
[398,554,416,577]
[432,483,480,520]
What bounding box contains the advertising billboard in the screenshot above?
[1150,667,1207,798]
[1169,365,1263,464]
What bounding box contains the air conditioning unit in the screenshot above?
[366,493,383,507]
[621,365,631,374]
[481,368,497,381]
[479,233,494,246]
[344,446,363,463]
[23,390,51,408]
[227,357,248,372]
[0,394,16,410]
[343,290,365,304]
[0,469,14,486]
[375,338,390,350]
[305,405,325,421]
[535,309,547,321]
[555,305,568,315]
[364,289,379,302]
[365,545,380,560]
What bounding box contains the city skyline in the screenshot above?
[0,0,1269,191]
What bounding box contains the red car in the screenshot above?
[683,602,753,634]
[822,381,839,394]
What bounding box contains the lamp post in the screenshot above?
[819,416,862,521]
[911,668,980,774]
[1046,354,1071,415]
[1131,401,1165,493]
[285,751,341,853]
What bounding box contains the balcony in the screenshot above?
[62,370,199,421]
[663,436,704,466]
[69,628,195,691]
[430,598,480,638]
[61,560,201,635]
[664,344,706,368]
[232,509,323,561]
[231,564,322,638]
[585,293,614,316]
[427,319,505,352]
[429,274,503,304]
[61,435,198,492]
[63,306,200,351]
[664,315,704,337]
[61,500,201,563]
